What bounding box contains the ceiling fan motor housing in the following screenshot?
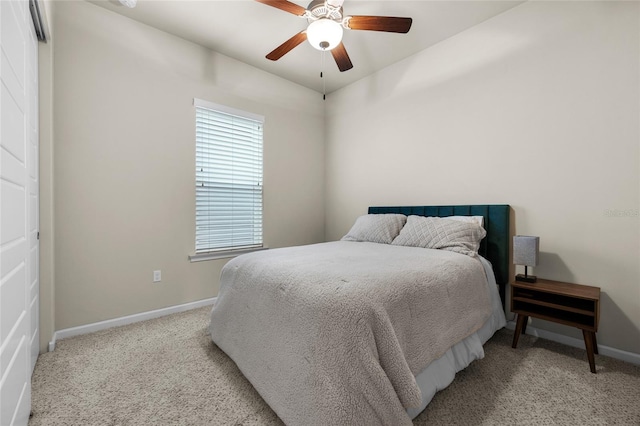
[307,0,343,22]
[305,0,345,50]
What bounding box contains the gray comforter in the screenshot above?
[209,241,492,425]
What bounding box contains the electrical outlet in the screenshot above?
[153,270,161,282]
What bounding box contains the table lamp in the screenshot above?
[513,235,539,283]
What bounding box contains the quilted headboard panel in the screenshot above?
[368,204,510,305]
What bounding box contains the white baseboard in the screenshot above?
[505,320,640,366]
[46,304,640,366]
[48,297,216,352]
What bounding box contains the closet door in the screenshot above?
[26,0,39,374]
[0,0,38,424]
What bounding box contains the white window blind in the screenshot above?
[194,99,264,253]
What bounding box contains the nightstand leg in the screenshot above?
[582,330,597,374]
[512,314,528,348]
[593,333,598,354]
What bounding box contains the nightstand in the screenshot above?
[510,278,601,373]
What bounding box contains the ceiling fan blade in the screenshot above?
[255,0,307,16]
[266,31,308,61]
[331,42,353,72]
[346,16,413,33]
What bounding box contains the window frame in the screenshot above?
[189,98,266,262]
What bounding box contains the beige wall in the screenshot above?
[44,1,325,335]
[325,1,640,354]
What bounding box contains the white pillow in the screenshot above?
[341,214,407,244]
[446,215,484,228]
[391,215,486,257]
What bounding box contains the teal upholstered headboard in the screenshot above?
[368,204,510,305]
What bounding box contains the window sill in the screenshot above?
[189,247,268,262]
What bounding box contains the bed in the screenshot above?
[209,204,510,425]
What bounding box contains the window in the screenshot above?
[193,99,264,259]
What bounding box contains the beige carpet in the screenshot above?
[30,306,640,426]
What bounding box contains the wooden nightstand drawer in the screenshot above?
[511,287,598,330]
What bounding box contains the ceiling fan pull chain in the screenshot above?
[321,50,326,100]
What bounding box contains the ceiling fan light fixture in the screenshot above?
[306,19,343,51]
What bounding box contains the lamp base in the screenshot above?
[515,274,537,283]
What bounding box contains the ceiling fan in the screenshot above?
[256,0,413,72]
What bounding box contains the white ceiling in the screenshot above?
[88,0,524,93]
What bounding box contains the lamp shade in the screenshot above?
[307,19,343,51]
[513,235,539,267]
